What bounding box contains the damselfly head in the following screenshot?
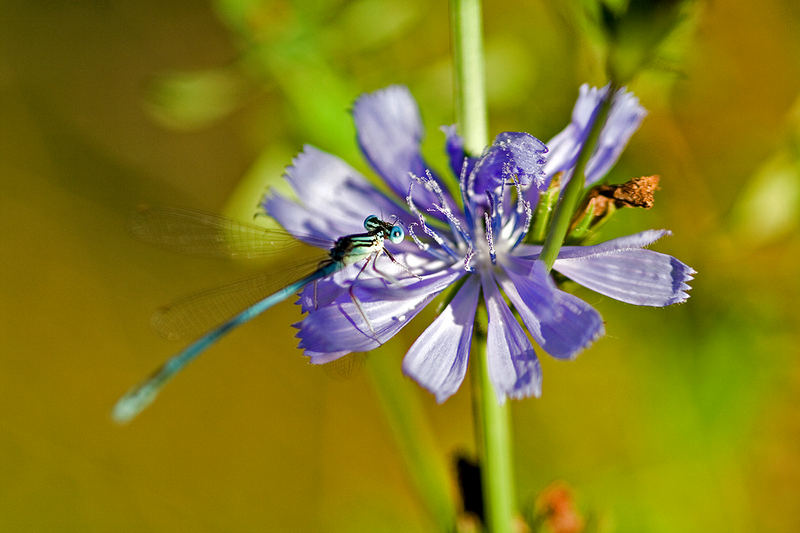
[363,215,381,231]
[363,214,405,244]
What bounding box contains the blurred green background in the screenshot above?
[2,1,799,531]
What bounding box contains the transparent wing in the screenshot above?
[323,353,368,380]
[130,205,331,258]
[151,258,323,341]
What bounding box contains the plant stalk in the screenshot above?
[452,2,516,531]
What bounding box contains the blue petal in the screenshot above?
[353,86,455,219]
[471,132,549,200]
[544,84,604,178]
[511,243,543,260]
[296,266,356,314]
[555,229,671,258]
[442,125,477,180]
[286,145,403,219]
[553,231,696,306]
[296,268,464,354]
[480,270,542,402]
[586,90,646,184]
[263,192,338,246]
[499,259,604,360]
[545,84,646,186]
[263,145,416,240]
[514,230,668,262]
[402,275,480,402]
[296,250,441,314]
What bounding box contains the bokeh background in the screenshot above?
[2,1,799,531]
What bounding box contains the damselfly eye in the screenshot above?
[363,215,380,230]
[389,225,405,244]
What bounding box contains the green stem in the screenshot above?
[451,0,488,155]
[452,3,515,530]
[471,308,515,533]
[539,84,617,270]
[529,179,561,243]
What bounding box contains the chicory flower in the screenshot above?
[262,85,694,402]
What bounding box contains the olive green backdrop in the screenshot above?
[1,1,799,531]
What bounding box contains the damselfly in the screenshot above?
[112,206,407,423]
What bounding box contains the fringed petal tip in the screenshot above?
[352,85,423,178]
[283,144,314,176]
[610,228,672,251]
[499,359,543,402]
[644,229,672,246]
[578,320,605,357]
[352,84,417,118]
[554,319,606,362]
[664,257,697,305]
[554,235,696,308]
[506,381,542,401]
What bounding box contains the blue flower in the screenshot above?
[262,85,694,402]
